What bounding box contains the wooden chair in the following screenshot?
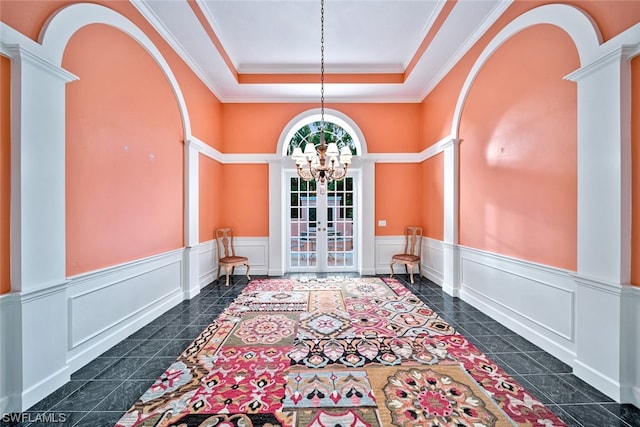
[390,226,423,284]
[215,228,250,286]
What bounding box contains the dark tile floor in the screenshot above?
[5,274,640,427]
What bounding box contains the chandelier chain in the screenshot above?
[289,0,352,191]
[320,0,325,134]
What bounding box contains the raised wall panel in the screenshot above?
[66,249,184,371]
[459,246,576,363]
[375,236,404,275]
[198,240,216,287]
[234,237,269,276]
[422,237,445,285]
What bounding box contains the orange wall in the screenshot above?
[421,154,444,241]
[420,0,640,149]
[632,55,640,286]
[459,24,578,270]
[220,164,269,236]
[222,103,424,237]
[222,103,422,154]
[1,56,10,294]
[199,155,223,242]
[375,163,422,236]
[64,25,184,276]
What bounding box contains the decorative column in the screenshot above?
[182,139,200,298]
[442,138,460,297]
[4,42,77,411]
[566,46,633,402]
[268,158,284,276]
[360,158,376,275]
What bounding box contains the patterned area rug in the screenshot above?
[115,277,566,426]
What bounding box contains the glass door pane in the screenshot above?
[287,173,357,272]
[326,177,355,270]
[289,177,318,269]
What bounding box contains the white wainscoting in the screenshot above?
[198,237,269,287]
[65,249,185,373]
[630,286,640,406]
[422,237,445,286]
[374,236,404,275]
[458,246,577,364]
[198,240,217,287]
[374,236,445,284]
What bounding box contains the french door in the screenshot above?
[287,172,357,272]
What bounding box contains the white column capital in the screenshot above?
[2,43,77,82]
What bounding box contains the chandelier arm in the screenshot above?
[329,165,348,181]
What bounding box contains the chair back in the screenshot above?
[216,228,237,259]
[403,226,423,257]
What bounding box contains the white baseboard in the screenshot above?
[21,366,70,413]
[631,286,640,407]
[0,294,17,414]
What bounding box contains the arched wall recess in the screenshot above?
[438,2,639,405]
[41,2,192,140]
[450,3,601,138]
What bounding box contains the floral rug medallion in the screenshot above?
[116,277,565,427]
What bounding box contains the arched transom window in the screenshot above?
[285,120,357,156]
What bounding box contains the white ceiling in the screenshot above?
[133,0,512,102]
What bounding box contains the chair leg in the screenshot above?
[245,263,251,281]
[390,262,395,279]
[409,264,415,284]
[418,261,422,282]
[217,265,221,281]
[225,266,231,287]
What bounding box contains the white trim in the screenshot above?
[0,294,18,413]
[131,0,224,100]
[1,42,77,82]
[189,137,223,162]
[418,1,513,100]
[628,286,640,407]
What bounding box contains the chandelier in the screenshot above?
[290,0,353,192]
